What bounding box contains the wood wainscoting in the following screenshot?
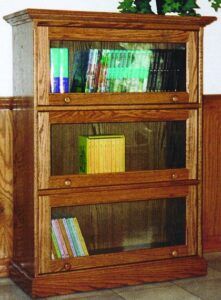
[0,97,13,277]
[203,95,221,252]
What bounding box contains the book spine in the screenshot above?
[62,218,77,257]
[66,218,82,256]
[59,48,69,93]
[50,48,69,93]
[116,136,125,172]
[85,49,93,93]
[113,50,121,92]
[70,218,85,256]
[146,50,155,92]
[73,218,89,256]
[109,50,116,92]
[51,219,66,258]
[58,218,73,258]
[50,48,60,93]
[54,219,69,258]
[51,226,62,259]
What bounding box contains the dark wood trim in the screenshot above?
[0,97,32,110]
[0,97,13,110]
[10,256,207,298]
[4,9,216,30]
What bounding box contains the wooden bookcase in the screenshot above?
[4,9,216,298]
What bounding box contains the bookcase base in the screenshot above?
[10,256,207,298]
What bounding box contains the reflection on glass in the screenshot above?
[50,41,186,93]
[51,197,186,258]
[51,121,186,176]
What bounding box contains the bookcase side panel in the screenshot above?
[13,109,35,276]
[37,27,49,105]
[12,23,36,276]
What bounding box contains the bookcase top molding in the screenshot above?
[4,8,216,30]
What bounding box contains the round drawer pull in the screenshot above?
[171,250,178,257]
[64,97,71,103]
[171,95,179,103]
[63,263,71,271]
[64,179,71,186]
[171,173,178,180]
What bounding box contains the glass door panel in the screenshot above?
[51,121,186,176]
[38,109,197,189]
[38,185,196,274]
[49,41,186,94]
[51,197,186,260]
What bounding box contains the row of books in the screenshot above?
[50,47,186,94]
[79,135,125,174]
[72,49,152,93]
[146,49,186,92]
[51,217,89,260]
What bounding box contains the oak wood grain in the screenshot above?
[4,8,216,30]
[10,256,207,298]
[4,8,213,297]
[0,100,13,277]
[48,92,189,106]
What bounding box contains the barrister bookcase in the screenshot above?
[4,9,216,298]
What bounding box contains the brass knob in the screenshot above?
[172,173,178,180]
[63,263,71,271]
[64,97,71,103]
[64,179,71,186]
[171,250,178,257]
[171,95,179,103]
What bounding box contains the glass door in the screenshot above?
[38,109,197,189]
[37,27,198,105]
[38,185,197,274]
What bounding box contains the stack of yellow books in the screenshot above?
[79,135,125,174]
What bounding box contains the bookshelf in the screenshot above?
[4,9,216,298]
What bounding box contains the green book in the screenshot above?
[51,226,62,259]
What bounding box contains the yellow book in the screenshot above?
[89,138,95,174]
[79,135,125,174]
[111,138,116,172]
[106,138,112,173]
[72,217,89,256]
[115,136,125,172]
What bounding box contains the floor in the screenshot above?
[1,253,221,300]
